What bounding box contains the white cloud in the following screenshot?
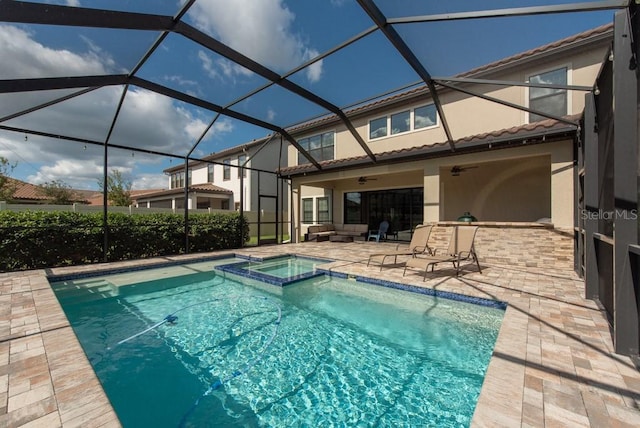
[0,25,235,190]
[164,75,198,87]
[197,50,252,82]
[190,0,323,83]
[267,108,276,122]
[26,158,107,190]
[132,173,168,190]
[0,24,109,78]
[303,48,323,83]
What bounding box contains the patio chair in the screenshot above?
[403,226,481,279]
[367,220,389,242]
[367,224,433,270]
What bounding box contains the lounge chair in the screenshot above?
[403,226,481,279]
[367,220,389,242]
[367,224,433,270]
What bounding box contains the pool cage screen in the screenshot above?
[0,1,638,356]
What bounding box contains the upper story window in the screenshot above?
[297,131,335,165]
[369,117,387,139]
[391,110,410,135]
[223,158,231,180]
[170,171,185,189]
[414,104,437,129]
[187,170,192,186]
[369,103,438,140]
[207,164,214,182]
[237,154,247,178]
[528,67,568,123]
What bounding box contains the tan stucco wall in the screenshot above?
[439,155,551,222]
[291,139,575,240]
[422,140,574,228]
[550,141,575,229]
[286,44,607,167]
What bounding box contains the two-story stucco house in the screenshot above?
[277,24,611,242]
[135,135,284,213]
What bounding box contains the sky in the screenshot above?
[0,0,617,191]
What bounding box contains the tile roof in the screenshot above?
[284,24,612,135]
[278,115,580,176]
[458,23,613,78]
[10,179,49,201]
[85,189,163,206]
[8,178,99,203]
[133,183,233,199]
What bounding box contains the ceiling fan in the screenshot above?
[450,165,478,176]
[358,176,377,184]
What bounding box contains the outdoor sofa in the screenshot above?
[306,224,368,241]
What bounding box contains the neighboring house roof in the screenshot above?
[7,178,98,203]
[10,179,49,202]
[134,184,233,200]
[85,189,164,206]
[163,134,273,174]
[278,115,580,177]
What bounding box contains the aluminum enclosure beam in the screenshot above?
[0,87,99,123]
[0,1,173,29]
[612,9,639,356]
[437,80,580,126]
[388,1,629,24]
[433,77,593,92]
[0,0,376,165]
[356,0,456,151]
[173,21,377,163]
[0,124,276,174]
[0,75,128,94]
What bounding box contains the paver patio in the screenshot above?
[1,240,639,427]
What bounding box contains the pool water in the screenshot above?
[51,259,504,427]
[217,255,331,286]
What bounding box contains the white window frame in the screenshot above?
[223,158,231,181]
[525,63,572,124]
[316,196,331,223]
[302,198,314,223]
[368,103,439,142]
[296,130,336,166]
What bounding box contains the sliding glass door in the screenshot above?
[344,187,423,240]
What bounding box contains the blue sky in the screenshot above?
[0,0,616,191]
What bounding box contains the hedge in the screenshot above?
[0,211,249,272]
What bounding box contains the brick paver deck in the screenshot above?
[1,240,639,427]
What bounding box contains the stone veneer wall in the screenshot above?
[427,223,574,271]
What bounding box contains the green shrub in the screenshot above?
[0,211,249,272]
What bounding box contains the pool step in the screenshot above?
[52,278,119,305]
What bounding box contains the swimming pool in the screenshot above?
[51,258,505,427]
